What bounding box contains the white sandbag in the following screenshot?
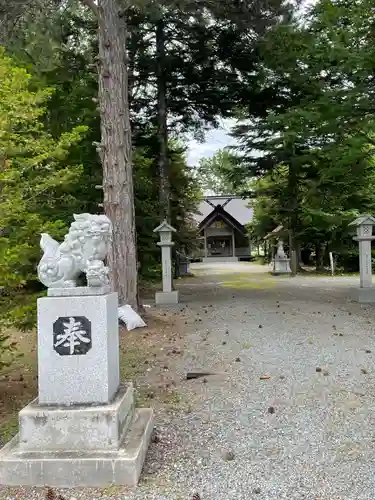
[118,305,146,331]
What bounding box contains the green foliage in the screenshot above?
[232,0,375,271]
[193,149,245,195]
[0,0,295,339]
[0,49,87,294]
[134,141,200,279]
[0,328,18,372]
[0,33,201,297]
[0,49,88,368]
[127,0,291,138]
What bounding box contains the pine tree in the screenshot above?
[0,49,87,292]
[233,0,375,271]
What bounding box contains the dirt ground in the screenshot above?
[0,308,187,449]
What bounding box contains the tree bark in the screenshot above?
[96,0,138,308]
[315,242,325,272]
[156,18,170,222]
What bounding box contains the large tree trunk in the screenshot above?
[315,242,325,272]
[97,0,138,308]
[156,18,170,222]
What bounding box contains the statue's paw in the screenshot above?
[64,280,76,288]
[46,268,59,277]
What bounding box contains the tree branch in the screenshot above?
[79,0,98,18]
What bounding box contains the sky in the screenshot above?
[187,118,237,166]
[186,0,316,167]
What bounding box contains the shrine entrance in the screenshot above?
[206,235,233,258]
[197,204,251,261]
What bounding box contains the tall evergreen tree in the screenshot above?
[0,49,87,292]
[233,0,375,270]
[126,0,291,218]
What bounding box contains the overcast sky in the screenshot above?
[186,0,316,167]
[187,118,237,166]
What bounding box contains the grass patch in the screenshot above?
[119,344,148,381]
[119,341,157,407]
[300,272,360,278]
[100,484,125,496]
[0,414,18,444]
[160,390,185,409]
[136,388,184,411]
[0,329,37,446]
[222,278,277,290]
[241,343,252,349]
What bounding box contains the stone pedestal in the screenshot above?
[38,292,119,405]
[161,244,174,294]
[0,289,154,487]
[351,287,375,304]
[155,290,179,305]
[271,258,292,275]
[358,239,372,288]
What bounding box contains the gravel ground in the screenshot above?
[2,263,375,500]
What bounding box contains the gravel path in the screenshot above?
[3,263,375,499]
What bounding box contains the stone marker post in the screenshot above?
[154,220,179,304]
[349,214,375,303]
[0,214,153,488]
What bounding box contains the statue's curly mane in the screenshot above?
[66,214,92,245]
[62,213,112,264]
[37,213,112,288]
[57,214,92,262]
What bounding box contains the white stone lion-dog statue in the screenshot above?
[37,213,112,288]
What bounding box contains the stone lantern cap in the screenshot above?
[350,214,375,241]
[153,220,176,246]
[153,220,177,234]
[349,214,375,227]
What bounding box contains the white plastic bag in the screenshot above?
[118,305,146,331]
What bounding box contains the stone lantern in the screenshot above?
[349,214,375,302]
[153,220,179,304]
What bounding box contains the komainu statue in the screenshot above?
[276,239,287,259]
[37,214,112,288]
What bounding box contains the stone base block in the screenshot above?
[18,385,134,452]
[47,286,111,297]
[37,293,119,405]
[0,408,154,487]
[272,259,292,275]
[351,287,375,303]
[155,290,179,305]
